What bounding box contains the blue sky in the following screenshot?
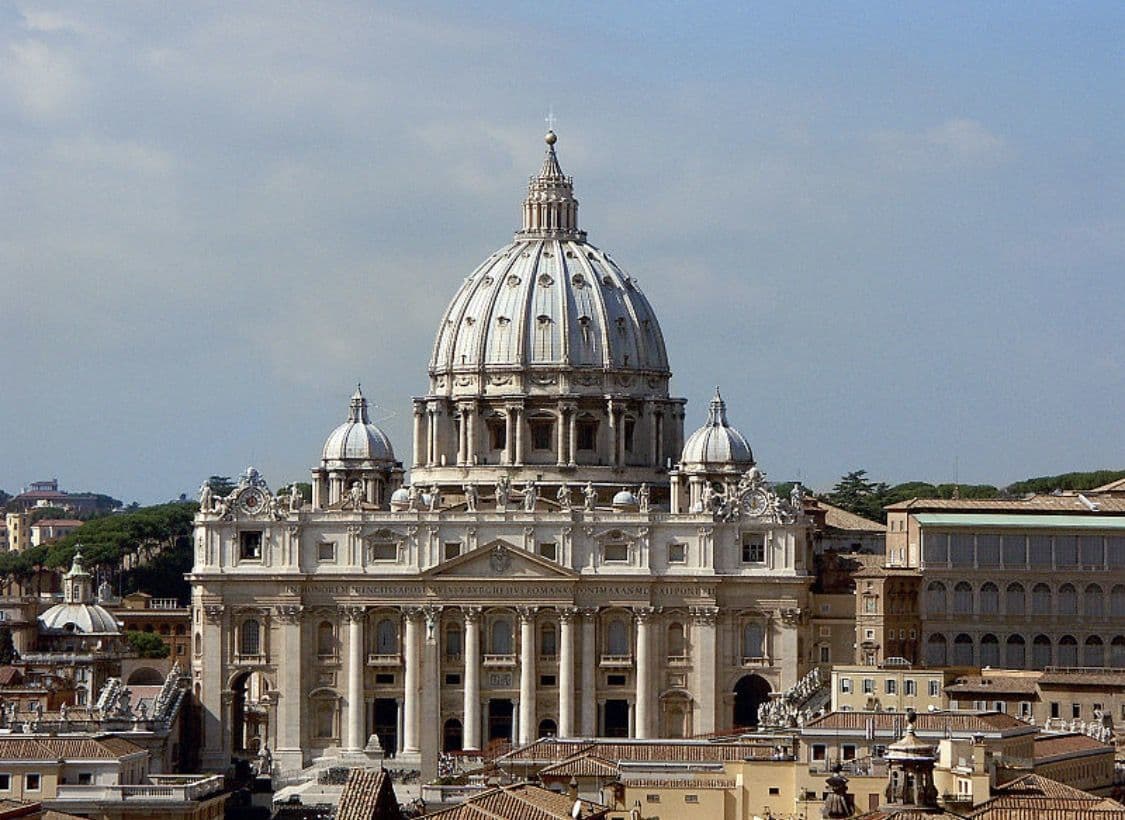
[0,2,1121,504]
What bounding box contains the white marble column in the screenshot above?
[634,607,655,739]
[518,607,537,743]
[412,406,425,467]
[344,606,366,751]
[607,402,618,467]
[199,605,227,770]
[514,407,526,465]
[691,606,719,735]
[466,405,477,466]
[558,608,576,737]
[580,609,597,736]
[457,410,468,465]
[275,605,304,767]
[556,406,567,467]
[504,407,515,465]
[568,411,577,465]
[463,608,481,751]
[403,609,421,754]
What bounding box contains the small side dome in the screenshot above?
[322,385,395,465]
[612,489,639,510]
[389,487,411,511]
[680,388,754,470]
[38,550,120,635]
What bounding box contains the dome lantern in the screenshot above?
[516,131,585,241]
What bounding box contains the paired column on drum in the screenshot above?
[462,607,482,751]
[342,605,366,752]
[518,607,537,744]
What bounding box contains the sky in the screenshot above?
[0,2,1121,505]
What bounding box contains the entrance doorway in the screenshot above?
[603,699,629,737]
[733,674,771,728]
[443,718,463,752]
[230,671,271,755]
[373,698,398,757]
[487,699,513,743]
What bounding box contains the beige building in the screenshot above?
[945,667,1125,726]
[882,488,1125,671]
[831,664,964,713]
[191,132,817,778]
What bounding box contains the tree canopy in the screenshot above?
[125,630,170,659]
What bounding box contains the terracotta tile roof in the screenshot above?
[885,495,1125,514]
[31,520,84,528]
[621,777,735,789]
[0,736,145,761]
[336,768,400,820]
[858,809,963,820]
[946,676,1041,696]
[1038,670,1125,688]
[539,754,620,778]
[499,738,774,765]
[816,501,887,533]
[986,773,1110,802]
[421,783,605,819]
[0,800,43,820]
[0,667,23,686]
[1093,478,1125,493]
[1033,733,1114,761]
[965,774,1125,820]
[803,711,1029,735]
[852,565,921,578]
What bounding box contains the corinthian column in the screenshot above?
[342,606,366,751]
[518,607,537,744]
[580,608,597,735]
[558,608,576,737]
[634,607,655,739]
[403,609,421,754]
[691,606,719,735]
[463,607,481,751]
[274,605,303,767]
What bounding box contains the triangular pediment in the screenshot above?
[423,539,578,580]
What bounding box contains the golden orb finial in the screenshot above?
[545,130,557,146]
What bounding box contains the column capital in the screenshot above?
[633,606,659,623]
[557,606,580,623]
[689,605,719,626]
[339,605,366,622]
[579,607,599,620]
[462,605,482,624]
[274,604,303,624]
[402,606,424,622]
[516,606,538,624]
[203,605,224,625]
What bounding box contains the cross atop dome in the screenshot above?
[518,131,585,241]
[348,384,370,424]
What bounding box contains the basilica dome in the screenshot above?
[321,386,395,467]
[680,388,754,470]
[428,132,670,398]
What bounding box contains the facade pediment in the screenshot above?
[422,540,578,580]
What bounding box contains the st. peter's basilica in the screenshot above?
[190,131,814,776]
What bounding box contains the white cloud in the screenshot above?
[0,38,83,119]
[19,8,90,35]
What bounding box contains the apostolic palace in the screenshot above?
[189,131,816,775]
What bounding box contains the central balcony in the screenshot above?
[367,653,402,667]
[599,654,633,668]
[482,654,516,668]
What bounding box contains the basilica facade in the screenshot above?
[190,132,815,776]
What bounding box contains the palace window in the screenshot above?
[667,623,685,657]
[375,619,398,654]
[370,541,397,561]
[819,645,830,663]
[444,542,462,560]
[905,679,916,696]
[604,542,628,562]
[239,531,262,561]
[445,625,462,660]
[540,623,557,657]
[668,543,686,563]
[316,622,335,657]
[491,619,513,655]
[488,418,506,451]
[623,417,636,453]
[742,623,765,659]
[742,533,765,563]
[576,417,598,451]
[317,542,335,562]
[529,417,554,451]
[538,542,557,561]
[606,618,629,655]
[239,619,261,656]
[314,701,335,739]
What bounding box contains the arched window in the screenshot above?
[1058,584,1077,615]
[491,619,513,655]
[1032,635,1052,669]
[742,623,765,659]
[316,621,334,657]
[926,582,946,614]
[1084,636,1105,667]
[953,582,973,614]
[1058,635,1078,666]
[1084,584,1104,618]
[926,634,948,666]
[667,623,685,657]
[953,633,974,666]
[1032,584,1052,614]
[375,618,398,654]
[1111,636,1125,669]
[194,632,202,656]
[1006,583,1025,616]
[980,634,1000,667]
[979,583,999,614]
[606,618,628,655]
[1112,586,1125,617]
[445,625,462,660]
[540,623,557,658]
[240,619,261,656]
[1005,635,1026,668]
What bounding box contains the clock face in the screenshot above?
[746,489,769,517]
[240,491,264,514]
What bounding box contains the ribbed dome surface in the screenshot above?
[38,602,120,635]
[681,388,754,468]
[430,132,669,382]
[322,387,396,464]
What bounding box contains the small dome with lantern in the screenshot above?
[321,385,396,467]
[680,388,754,471]
[38,550,120,635]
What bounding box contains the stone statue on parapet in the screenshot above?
[428,484,442,512]
[463,484,478,512]
[495,476,511,512]
[289,483,303,512]
[638,483,651,513]
[523,480,538,512]
[198,482,214,512]
[556,482,571,510]
[583,482,597,511]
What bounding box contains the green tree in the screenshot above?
[1007,469,1125,496]
[125,630,170,659]
[0,625,18,664]
[825,470,890,522]
[205,475,236,496]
